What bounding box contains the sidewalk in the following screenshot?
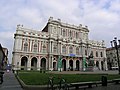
[0,70,118,90]
[0,71,23,90]
[49,70,118,74]
[83,84,120,90]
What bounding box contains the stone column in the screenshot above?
[14,36,22,51]
[51,41,53,53]
[13,53,20,70]
[73,60,76,70]
[37,58,40,70]
[104,60,108,70]
[99,61,101,70]
[27,57,31,70]
[18,56,21,70]
[80,60,82,71]
[66,45,68,55]
[49,56,53,71]
[66,60,69,70]
[14,55,21,70]
[29,39,32,52]
[47,55,51,70]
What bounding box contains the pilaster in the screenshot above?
[37,57,40,70]
[73,60,76,70]
[99,61,102,70]
[104,60,108,70]
[49,55,53,70]
[66,60,69,70]
[27,57,31,70]
[80,60,82,71]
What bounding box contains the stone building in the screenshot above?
[106,47,119,70]
[0,44,5,70]
[2,47,8,70]
[0,44,8,70]
[12,17,107,71]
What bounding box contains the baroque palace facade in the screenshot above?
[12,17,107,71]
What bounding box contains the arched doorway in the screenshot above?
[41,58,46,70]
[62,59,66,71]
[21,56,28,70]
[31,57,37,70]
[76,60,80,71]
[69,60,73,71]
[96,61,99,70]
[53,62,57,71]
[101,61,104,70]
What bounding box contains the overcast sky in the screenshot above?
[0,0,120,63]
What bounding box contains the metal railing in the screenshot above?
[47,76,69,90]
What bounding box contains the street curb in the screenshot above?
[15,74,48,90]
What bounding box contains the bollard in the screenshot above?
[101,76,107,86]
[39,69,42,73]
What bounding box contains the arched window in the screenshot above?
[100,52,103,57]
[63,29,66,37]
[76,32,78,39]
[24,42,28,51]
[53,45,57,53]
[76,47,79,55]
[61,28,62,35]
[69,46,73,54]
[85,50,87,56]
[42,45,46,53]
[91,51,93,56]
[62,45,66,54]
[96,51,98,57]
[69,31,72,37]
[33,44,37,52]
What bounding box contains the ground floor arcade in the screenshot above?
[13,54,108,71]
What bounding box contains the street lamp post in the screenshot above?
[110,37,120,74]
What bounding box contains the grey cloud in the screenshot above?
[0,0,120,63]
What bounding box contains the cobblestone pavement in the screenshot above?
[0,71,23,90]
